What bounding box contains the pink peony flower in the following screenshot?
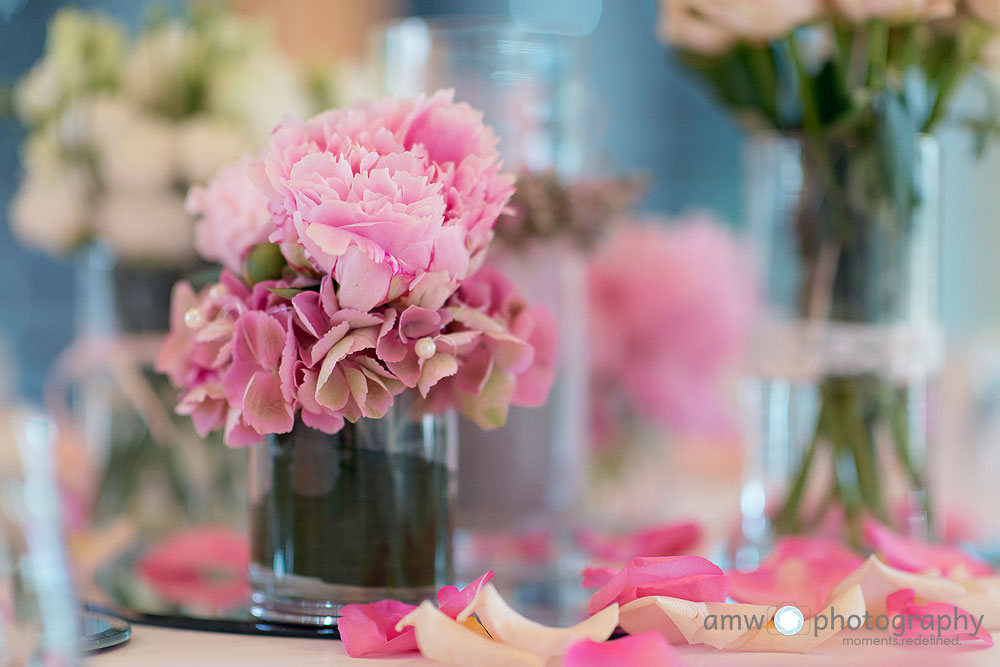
[254,90,514,312]
[588,215,756,443]
[187,157,275,275]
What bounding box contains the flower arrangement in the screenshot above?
[658,0,999,139]
[8,6,315,262]
[157,90,557,446]
[657,1,1000,544]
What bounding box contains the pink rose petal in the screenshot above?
[437,569,495,618]
[728,536,864,612]
[339,599,419,658]
[886,588,993,647]
[338,571,495,658]
[564,632,687,667]
[865,519,994,578]
[136,527,249,612]
[587,556,728,615]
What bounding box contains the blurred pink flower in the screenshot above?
[588,215,756,442]
[187,157,274,275]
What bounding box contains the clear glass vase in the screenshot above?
[381,19,586,621]
[248,392,456,626]
[737,132,942,565]
[69,246,245,539]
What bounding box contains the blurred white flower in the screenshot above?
[175,117,245,185]
[830,0,955,22]
[93,192,194,264]
[658,0,822,53]
[208,49,310,141]
[89,97,177,191]
[15,61,61,124]
[8,168,91,254]
[123,22,194,112]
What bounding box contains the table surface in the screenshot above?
[88,624,1000,666]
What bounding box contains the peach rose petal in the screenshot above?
[828,555,965,615]
[864,519,994,578]
[886,589,993,646]
[618,584,866,653]
[563,632,687,667]
[397,601,546,667]
[587,556,729,615]
[456,583,619,656]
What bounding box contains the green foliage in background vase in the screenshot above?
[660,2,1000,546]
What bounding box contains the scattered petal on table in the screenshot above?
[886,589,993,647]
[864,519,994,578]
[728,536,863,611]
[437,570,496,618]
[339,599,419,658]
[136,526,249,612]
[588,556,728,615]
[618,584,866,653]
[456,583,619,656]
[576,521,701,562]
[339,571,497,657]
[829,555,965,615]
[397,601,546,667]
[563,632,687,667]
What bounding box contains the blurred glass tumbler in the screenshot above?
[0,411,79,666]
[381,19,587,620]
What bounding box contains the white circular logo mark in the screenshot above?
[774,605,804,636]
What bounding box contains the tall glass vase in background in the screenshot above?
[249,392,456,625]
[737,133,941,566]
[381,19,586,619]
[67,245,245,543]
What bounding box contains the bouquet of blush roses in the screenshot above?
[157,90,556,446]
[659,1,1000,545]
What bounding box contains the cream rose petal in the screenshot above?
[955,576,1000,631]
[396,601,547,667]
[456,584,619,657]
[828,555,965,615]
[619,584,866,653]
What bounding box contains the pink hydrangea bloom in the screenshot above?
[187,157,274,275]
[588,215,756,442]
[254,90,514,311]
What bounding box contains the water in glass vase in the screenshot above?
[738,320,941,568]
[249,395,456,625]
[737,131,942,565]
